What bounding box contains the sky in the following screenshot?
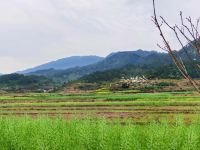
[0,0,200,73]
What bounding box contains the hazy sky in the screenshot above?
[0,0,200,73]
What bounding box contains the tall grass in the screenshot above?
[0,116,200,150]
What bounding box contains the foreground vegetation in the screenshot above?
[0,116,200,150]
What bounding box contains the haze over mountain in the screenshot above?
[19,56,103,74]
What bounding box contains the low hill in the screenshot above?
[79,62,200,84]
[79,65,151,83]
[78,65,180,83]
[19,56,103,74]
[0,74,56,92]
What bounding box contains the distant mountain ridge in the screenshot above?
[18,56,103,74]
[27,50,171,82]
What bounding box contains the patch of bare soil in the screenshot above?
[0,106,197,112]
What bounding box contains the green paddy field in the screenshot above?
[0,92,200,122]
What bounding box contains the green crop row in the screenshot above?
[0,116,200,150]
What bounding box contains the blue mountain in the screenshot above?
[19,56,103,74]
[27,50,170,82]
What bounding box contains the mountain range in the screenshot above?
[18,56,103,74]
[1,47,199,92]
[25,50,172,83]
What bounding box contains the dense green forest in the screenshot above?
[0,74,55,92]
[79,64,200,83]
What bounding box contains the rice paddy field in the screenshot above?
[1,91,200,149]
[0,92,200,122]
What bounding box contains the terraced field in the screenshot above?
[0,92,200,123]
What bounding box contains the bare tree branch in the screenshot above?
[152,0,200,92]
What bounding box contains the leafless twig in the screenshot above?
[152,0,200,92]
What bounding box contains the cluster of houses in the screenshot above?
[118,76,148,89]
[120,76,148,84]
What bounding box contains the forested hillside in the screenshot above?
[27,50,171,82]
[0,74,55,92]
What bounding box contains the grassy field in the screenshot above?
[0,116,200,150]
[0,91,200,149]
